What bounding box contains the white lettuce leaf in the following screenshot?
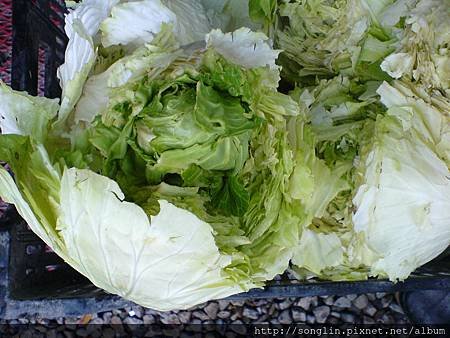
[100,0,177,48]
[56,0,118,130]
[352,81,450,281]
[206,28,280,70]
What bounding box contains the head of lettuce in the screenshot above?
[0,0,301,310]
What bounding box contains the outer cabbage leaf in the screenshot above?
[352,81,450,281]
[56,0,118,131]
[0,83,59,142]
[58,168,252,310]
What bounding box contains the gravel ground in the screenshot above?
[1,293,409,328]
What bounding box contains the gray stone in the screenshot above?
[230,312,240,321]
[143,315,155,325]
[243,307,259,320]
[102,312,112,324]
[204,302,219,319]
[270,319,280,324]
[160,313,181,325]
[313,306,330,324]
[123,317,144,325]
[363,316,376,324]
[381,295,393,308]
[327,316,340,324]
[324,296,334,306]
[296,297,312,311]
[363,304,377,317]
[278,299,292,310]
[334,296,352,308]
[381,314,395,324]
[250,299,268,307]
[376,292,386,299]
[367,294,376,301]
[311,296,319,307]
[230,300,245,307]
[178,311,192,324]
[346,294,358,301]
[217,311,231,319]
[131,306,144,318]
[192,310,210,321]
[268,304,277,315]
[278,310,292,324]
[353,295,369,310]
[110,316,122,325]
[292,308,306,322]
[330,311,341,318]
[306,314,315,324]
[341,312,355,323]
[218,300,230,311]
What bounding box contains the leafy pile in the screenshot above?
[0,0,449,310]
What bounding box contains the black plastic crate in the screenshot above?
[1,0,450,319]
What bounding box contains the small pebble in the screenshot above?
[363,316,376,324]
[376,292,386,299]
[204,302,219,319]
[353,295,369,310]
[160,313,181,325]
[192,311,209,321]
[110,316,122,325]
[331,311,341,318]
[341,312,355,323]
[324,296,334,306]
[102,312,112,324]
[123,317,143,325]
[142,314,155,325]
[242,307,259,320]
[306,314,315,324]
[346,294,358,301]
[313,306,330,324]
[217,311,230,319]
[334,296,352,308]
[278,299,292,310]
[278,310,292,324]
[292,308,306,322]
[381,295,394,308]
[177,311,192,324]
[296,297,312,311]
[327,316,340,324]
[218,300,229,311]
[363,304,377,317]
